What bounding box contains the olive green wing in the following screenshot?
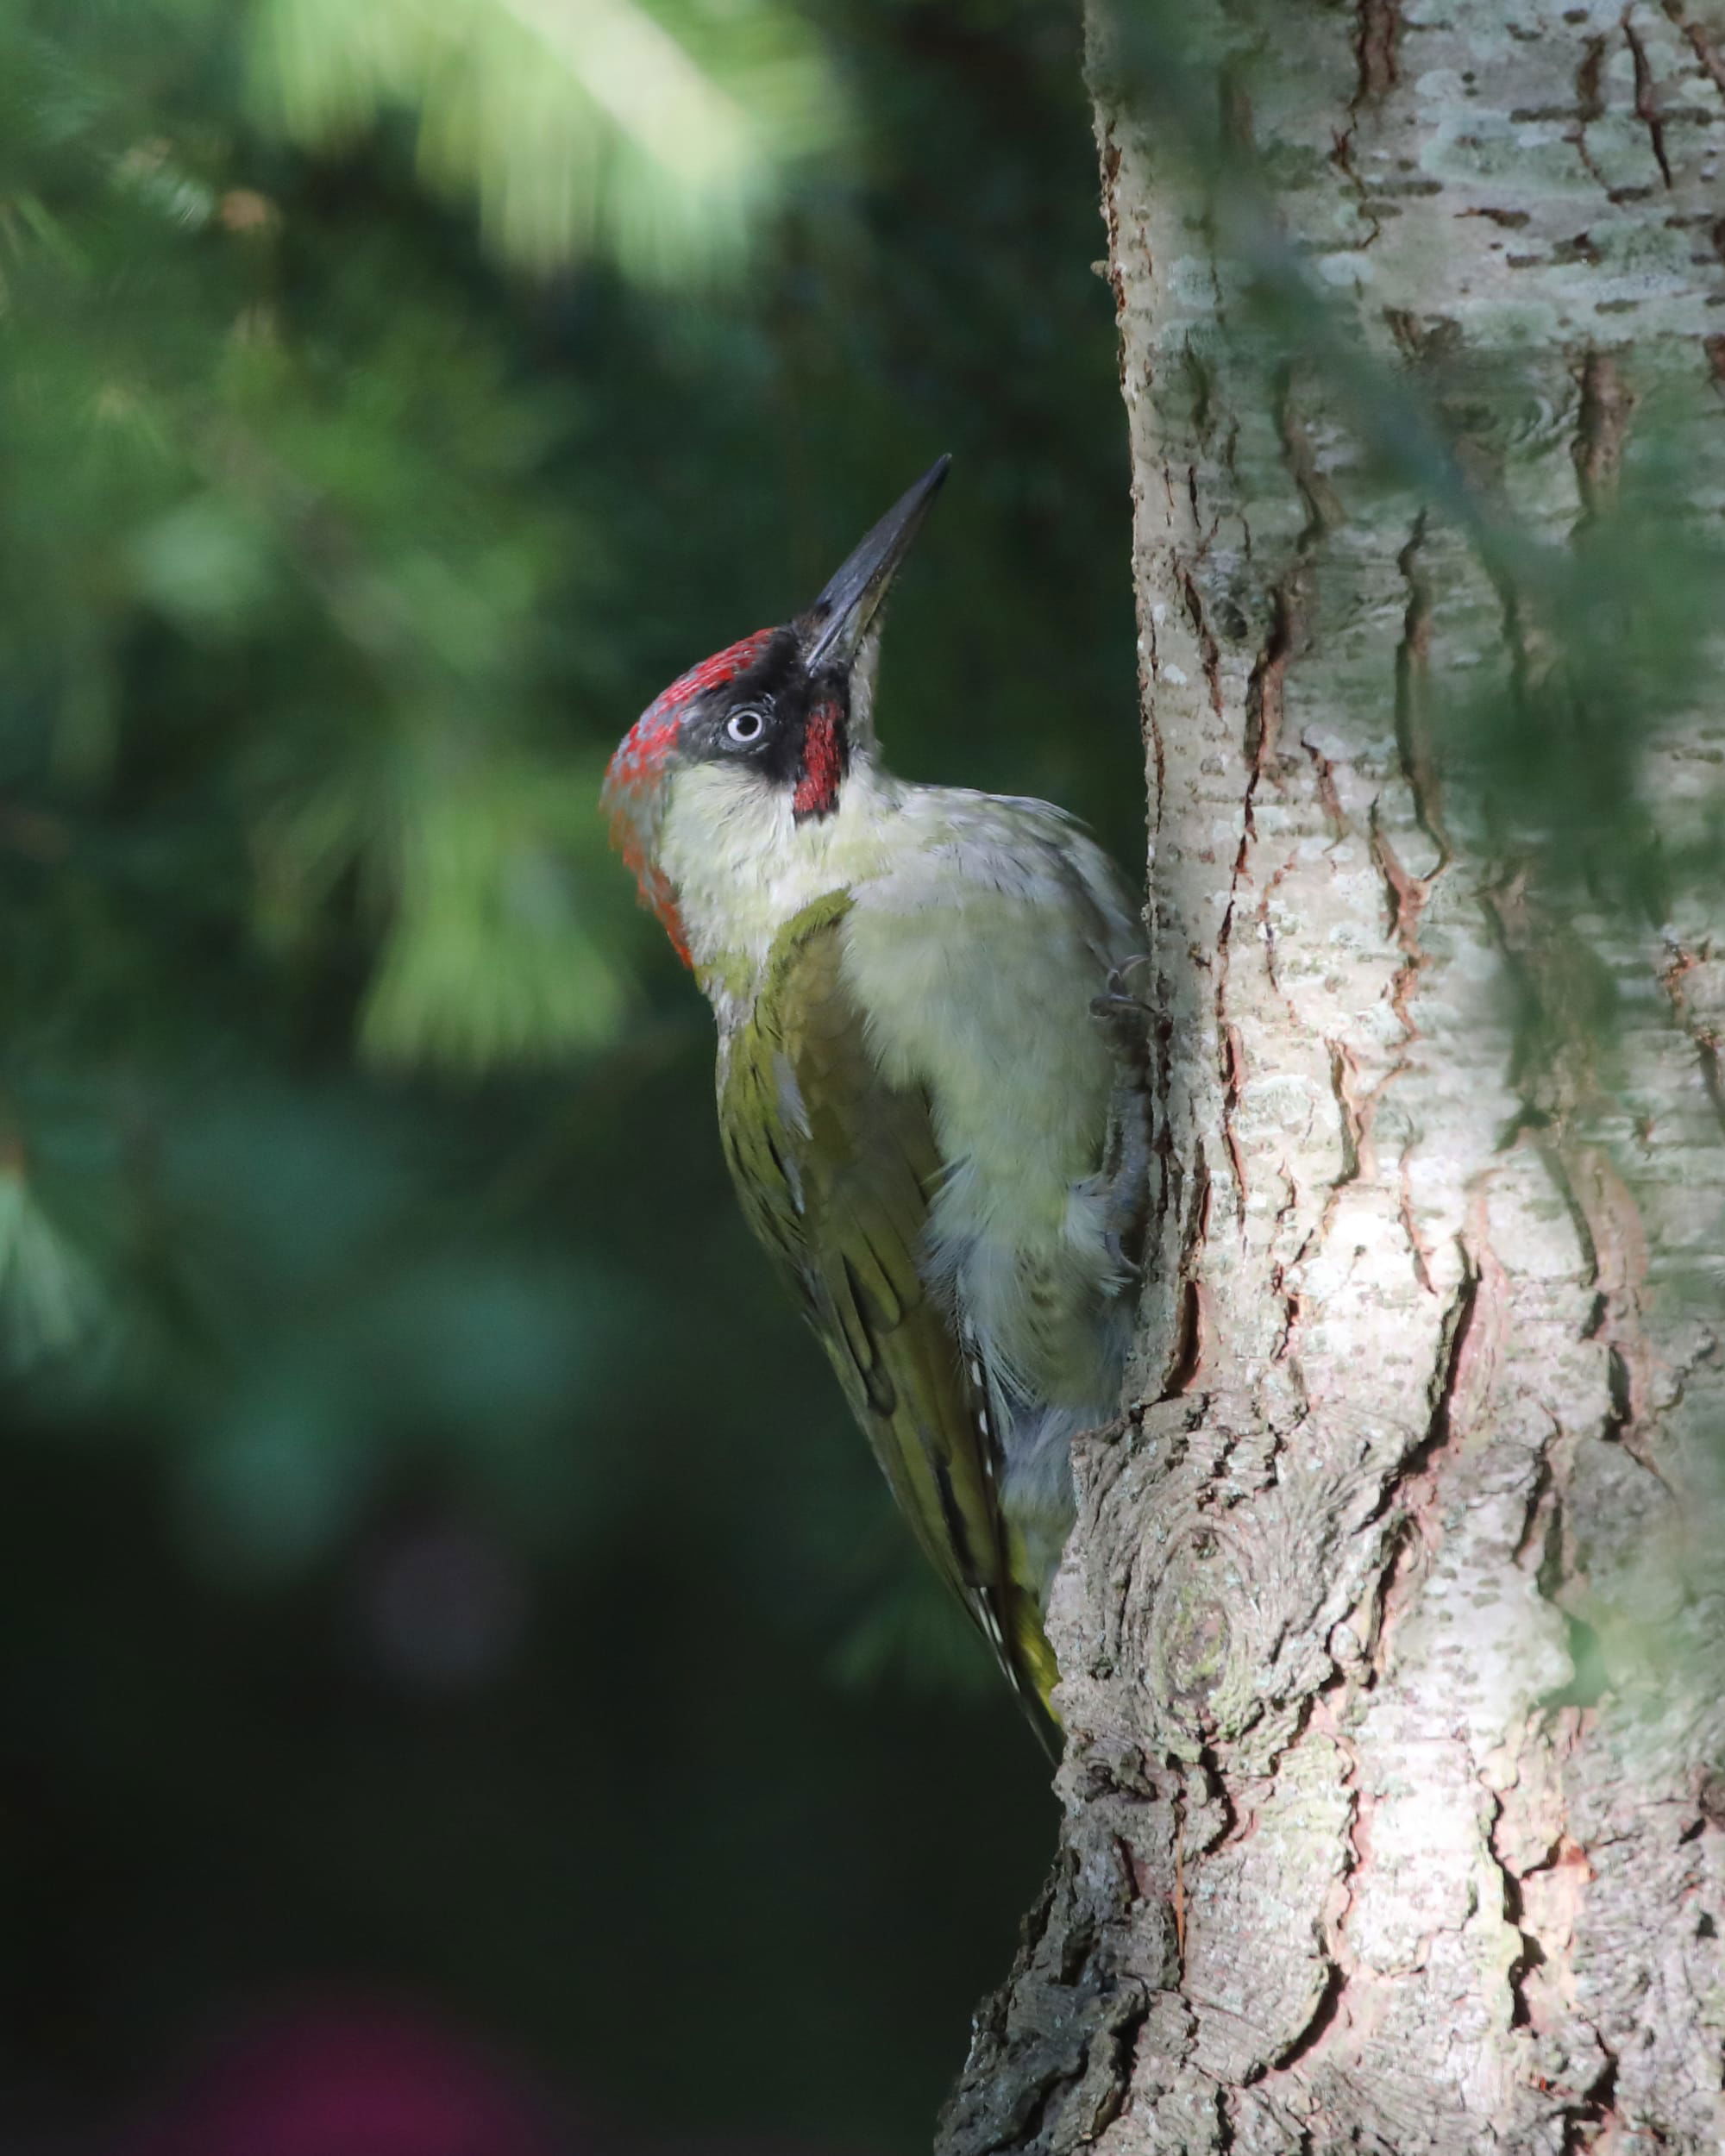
[717,889,1057,1727]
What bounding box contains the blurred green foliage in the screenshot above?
[0,0,1136,2147]
[251,0,844,278]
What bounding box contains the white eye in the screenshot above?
[724,707,767,746]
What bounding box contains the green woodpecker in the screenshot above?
[602,458,1143,1731]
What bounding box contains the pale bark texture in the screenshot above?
[938,5,1725,2152]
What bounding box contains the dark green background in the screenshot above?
[0,2,1140,2147]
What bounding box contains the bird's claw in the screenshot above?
[1103,953,1153,1003]
[1102,1223,1144,1285]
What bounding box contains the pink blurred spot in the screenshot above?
[123,2002,572,2156]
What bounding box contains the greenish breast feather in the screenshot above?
[838,840,1127,1423]
[715,888,1060,1727]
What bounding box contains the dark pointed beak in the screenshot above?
[801,454,950,675]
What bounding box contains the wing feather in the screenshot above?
[717,891,1057,1727]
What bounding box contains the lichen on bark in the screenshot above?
[938,4,1725,2150]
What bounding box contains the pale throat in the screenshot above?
[656,758,902,990]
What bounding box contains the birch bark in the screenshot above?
[939,4,1725,2149]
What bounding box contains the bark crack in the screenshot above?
[1299,732,1348,840]
[1382,1212,1501,1567]
[1245,1703,1366,2105]
[1289,1040,1372,1280]
[1264,1959,1346,2075]
[1397,1144,1439,1294]
[1256,848,1309,1027]
[1096,128,1133,366]
[1157,1146,1213,1400]
[1662,0,1725,99]
[1622,9,1676,189]
[1559,2037,1622,2153]
[1369,810,1429,1046]
[1328,119,1384,249]
[1485,351,1631,755]
[1393,510,1449,865]
[1571,349,1636,530]
[1242,388,1343,808]
[1180,565,1226,718]
[1659,939,1725,1135]
[1328,1038,1369,1186]
[1351,0,1402,105]
[1220,1018,1249,1224]
[1568,34,1612,194]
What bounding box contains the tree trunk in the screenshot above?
[938,4,1725,2150]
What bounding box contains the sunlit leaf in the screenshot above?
[247,0,843,279]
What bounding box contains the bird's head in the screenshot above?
[602,456,949,963]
